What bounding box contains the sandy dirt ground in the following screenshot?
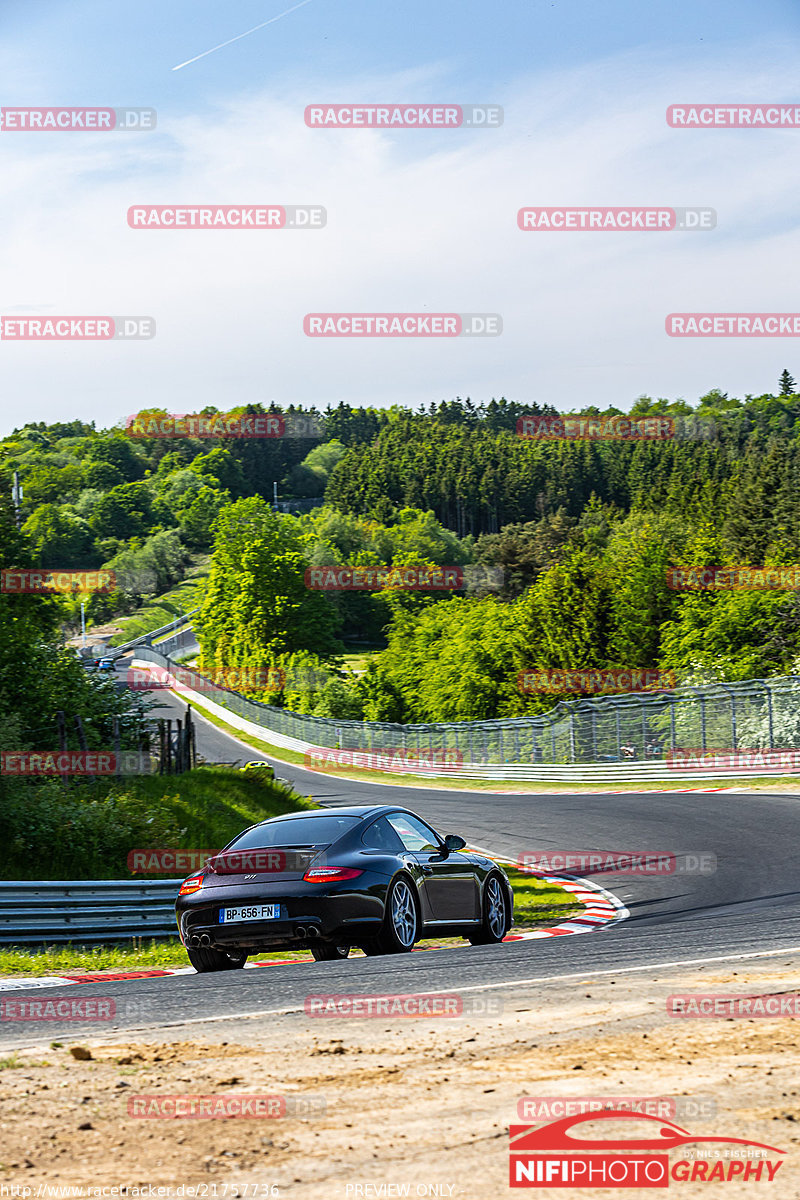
[1,955,799,1198]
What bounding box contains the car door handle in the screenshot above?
[419,865,433,875]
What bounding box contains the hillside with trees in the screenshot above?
[3,384,800,723]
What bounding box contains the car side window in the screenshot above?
[386,813,441,852]
[361,817,404,852]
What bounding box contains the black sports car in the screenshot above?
[175,804,514,972]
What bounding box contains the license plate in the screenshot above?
[219,904,280,924]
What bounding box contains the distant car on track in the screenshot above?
[97,657,116,672]
[239,760,275,779]
[175,804,513,973]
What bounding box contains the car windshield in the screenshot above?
[226,814,362,849]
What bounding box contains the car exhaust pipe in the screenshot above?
[187,934,201,949]
[198,933,212,947]
[305,925,320,938]
[295,925,307,939]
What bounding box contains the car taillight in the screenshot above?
[303,867,364,884]
[179,874,204,895]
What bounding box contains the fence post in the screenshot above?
[176,718,184,772]
[57,710,69,785]
[186,707,195,769]
[113,716,121,778]
[74,715,94,782]
[158,720,165,774]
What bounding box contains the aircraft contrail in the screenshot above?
[172,0,317,71]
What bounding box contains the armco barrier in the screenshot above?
[105,609,200,660]
[0,880,182,945]
[131,649,800,781]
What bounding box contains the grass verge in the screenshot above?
[0,871,583,975]
[1,766,315,881]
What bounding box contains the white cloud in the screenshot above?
[1,41,799,432]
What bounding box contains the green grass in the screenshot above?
[504,867,584,926]
[0,940,192,976]
[2,766,316,881]
[338,649,381,675]
[0,870,583,975]
[106,559,209,647]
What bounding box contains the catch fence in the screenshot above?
[134,643,800,765]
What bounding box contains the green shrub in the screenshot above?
[0,766,313,880]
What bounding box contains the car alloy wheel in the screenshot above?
[363,875,419,955]
[469,873,509,945]
[390,878,417,948]
[486,876,506,938]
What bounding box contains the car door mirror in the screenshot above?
[443,834,466,852]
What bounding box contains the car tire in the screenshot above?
[361,875,419,956]
[468,873,510,945]
[186,945,247,973]
[310,943,351,961]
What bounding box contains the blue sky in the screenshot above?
[4,1,797,101]
[1,0,800,431]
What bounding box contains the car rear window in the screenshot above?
[226,815,362,849]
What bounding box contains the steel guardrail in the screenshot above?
[0,880,183,945]
[105,609,200,659]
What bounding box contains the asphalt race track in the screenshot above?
[3,667,799,1046]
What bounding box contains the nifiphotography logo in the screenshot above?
[509,1110,785,1187]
